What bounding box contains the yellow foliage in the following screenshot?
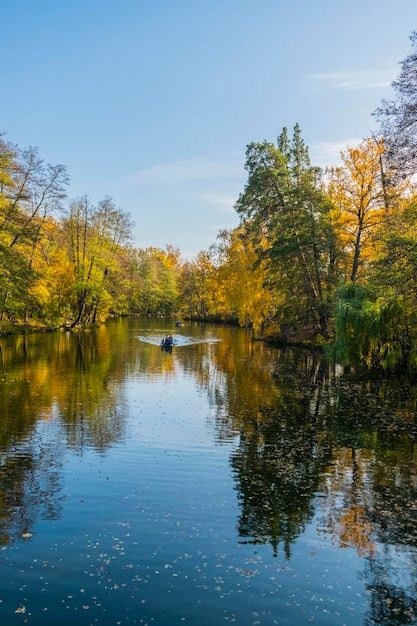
[326,137,405,282]
[215,228,275,335]
[28,281,51,306]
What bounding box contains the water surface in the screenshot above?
[0,318,416,625]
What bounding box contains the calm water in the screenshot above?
[0,318,416,625]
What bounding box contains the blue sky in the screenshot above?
[1,1,416,259]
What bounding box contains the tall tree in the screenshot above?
[1,145,68,249]
[326,137,401,284]
[375,31,417,177]
[178,251,217,319]
[0,136,20,322]
[0,140,68,323]
[235,124,338,338]
[367,194,417,369]
[212,228,275,335]
[63,196,131,326]
[90,196,132,321]
[128,246,180,315]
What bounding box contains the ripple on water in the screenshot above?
[136,334,221,347]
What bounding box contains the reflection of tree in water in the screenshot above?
[363,548,417,625]
[2,319,417,622]
[370,451,417,547]
[317,372,417,625]
[59,331,127,452]
[365,425,417,624]
[207,336,417,624]
[0,420,65,545]
[0,325,132,545]
[324,371,417,544]
[229,350,335,557]
[231,407,333,557]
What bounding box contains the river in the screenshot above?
[0,317,416,625]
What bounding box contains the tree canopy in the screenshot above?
[2,30,417,373]
[375,31,417,176]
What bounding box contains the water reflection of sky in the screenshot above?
[124,369,227,450]
[1,320,417,625]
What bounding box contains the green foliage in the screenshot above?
[177,251,217,319]
[5,54,417,381]
[128,248,180,316]
[235,124,339,338]
[331,282,416,371]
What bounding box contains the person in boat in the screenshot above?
[161,335,174,350]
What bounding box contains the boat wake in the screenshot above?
[136,334,221,347]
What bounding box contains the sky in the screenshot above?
[1,1,416,259]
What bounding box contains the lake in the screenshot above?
[0,317,416,625]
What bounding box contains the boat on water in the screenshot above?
[161,335,174,352]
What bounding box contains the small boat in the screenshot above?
[161,335,174,352]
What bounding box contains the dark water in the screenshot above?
[0,318,416,625]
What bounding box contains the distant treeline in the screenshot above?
[2,32,417,372]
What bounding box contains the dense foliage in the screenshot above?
[2,31,417,371]
[0,137,183,328]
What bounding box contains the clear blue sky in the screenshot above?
[1,1,416,259]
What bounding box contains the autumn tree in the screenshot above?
[364,193,417,370]
[178,250,217,319]
[326,137,402,284]
[0,139,68,323]
[210,228,275,335]
[235,124,338,338]
[63,196,132,326]
[0,136,22,321]
[90,196,133,320]
[0,134,16,211]
[23,217,73,324]
[7,146,68,249]
[327,137,414,370]
[375,31,417,177]
[128,246,181,315]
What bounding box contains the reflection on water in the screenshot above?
[0,318,416,624]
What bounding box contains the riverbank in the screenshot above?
[0,321,55,335]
